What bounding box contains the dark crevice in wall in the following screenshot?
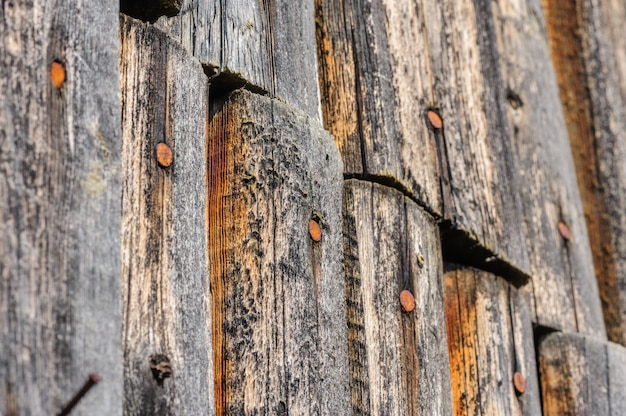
[208,72,269,120]
[120,0,182,23]
[440,223,529,288]
[344,173,531,287]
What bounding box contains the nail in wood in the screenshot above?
[57,373,101,416]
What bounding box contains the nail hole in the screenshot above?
[506,90,523,109]
[149,354,172,386]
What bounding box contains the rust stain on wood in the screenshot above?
[207,106,231,416]
[543,0,623,343]
[444,270,480,416]
[314,0,362,173]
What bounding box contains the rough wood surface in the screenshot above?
[120,16,214,415]
[342,180,452,415]
[492,0,606,337]
[315,0,530,285]
[542,0,626,345]
[154,0,321,119]
[0,1,123,414]
[444,266,541,416]
[207,89,350,415]
[540,332,626,415]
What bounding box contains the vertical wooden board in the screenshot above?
[120,17,214,415]
[154,0,321,119]
[509,288,542,416]
[316,0,441,209]
[539,333,589,415]
[426,0,530,284]
[607,342,626,414]
[343,180,452,415]
[405,193,453,415]
[492,0,606,336]
[539,332,619,415]
[444,267,541,415]
[316,0,530,284]
[542,0,626,344]
[0,1,122,414]
[207,90,350,415]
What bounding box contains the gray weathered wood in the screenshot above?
[154,0,321,119]
[542,0,626,344]
[492,0,606,337]
[342,180,452,415]
[207,89,350,415]
[120,16,214,415]
[0,1,122,414]
[316,0,530,285]
[444,266,541,416]
[539,332,626,415]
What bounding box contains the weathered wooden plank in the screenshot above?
[316,0,530,285]
[342,180,452,415]
[542,0,626,345]
[207,90,350,415]
[154,0,321,119]
[444,267,541,416]
[492,0,606,337]
[120,16,214,415]
[539,332,626,415]
[0,1,122,414]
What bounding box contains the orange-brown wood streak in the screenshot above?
[314,0,362,173]
[542,0,622,343]
[445,271,479,416]
[207,107,229,416]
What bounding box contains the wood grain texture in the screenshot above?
[540,332,626,415]
[154,0,321,119]
[444,266,541,416]
[207,90,350,415]
[492,0,606,337]
[542,0,626,345]
[342,180,452,415]
[0,1,122,414]
[315,0,530,285]
[120,16,214,415]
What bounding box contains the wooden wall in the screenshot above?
[1,0,626,414]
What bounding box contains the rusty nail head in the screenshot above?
[427,110,443,129]
[156,142,173,168]
[558,221,572,241]
[50,61,66,90]
[400,290,415,313]
[513,372,526,394]
[309,219,322,242]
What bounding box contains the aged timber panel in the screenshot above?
[444,267,541,416]
[0,1,122,414]
[207,90,350,415]
[542,0,626,344]
[154,0,321,119]
[120,17,214,415]
[316,0,530,284]
[492,0,606,336]
[540,332,626,415]
[343,180,452,415]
